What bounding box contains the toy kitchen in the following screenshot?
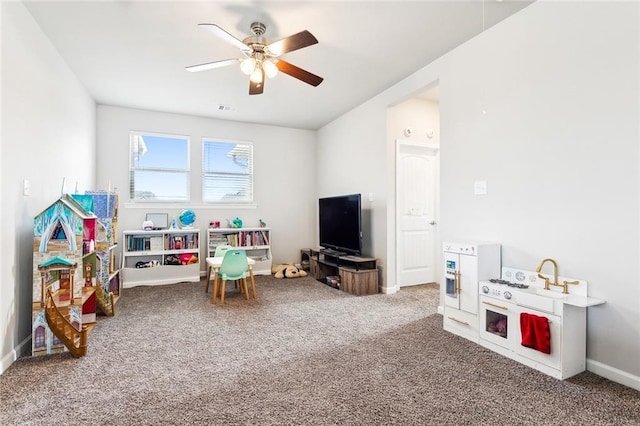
[442,242,605,380]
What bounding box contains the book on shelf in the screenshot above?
[150,236,163,251]
[226,234,239,246]
[208,228,270,249]
[163,233,198,251]
[260,230,269,245]
[208,233,229,249]
[127,236,154,252]
[228,230,270,247]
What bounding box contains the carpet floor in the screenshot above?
[1,275,638,425]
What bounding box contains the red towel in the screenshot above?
[520,312,551,354]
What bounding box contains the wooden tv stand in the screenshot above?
[304,249,378,295]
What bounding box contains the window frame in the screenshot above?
[201,137,254,204]
[128,130,191,203]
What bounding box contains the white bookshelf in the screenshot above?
[121,229,200,288]
[207,227,272,276]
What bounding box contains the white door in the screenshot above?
[396,141,439,287]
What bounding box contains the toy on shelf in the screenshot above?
[135,260,160,268]
[179,209,196,228]
[229,217,243,228]
[179,253,198,265]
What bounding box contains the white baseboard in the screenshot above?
[381,285,399,294]
[1,336,30,375]
[1,350,15,375]
[437,305,444,315]
[587,359,640,391]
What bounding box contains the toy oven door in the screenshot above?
[479,295,517,350]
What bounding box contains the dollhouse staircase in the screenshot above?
[45,289,91,358]
[95,284,118,317]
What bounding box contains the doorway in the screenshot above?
[395,141,439,287]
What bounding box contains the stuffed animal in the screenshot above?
[228,217,243,228]
[495,319,507,337]
[179,253,198,265]
[135,260,160,268]
[271,263,308,279]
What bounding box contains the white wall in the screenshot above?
[317,1,640,388]
[387,97,441,147]
[316,101,388,280]
[440,2,639,386]
[97,106,317,268]
[1,2,96,373]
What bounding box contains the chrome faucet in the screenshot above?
[535,258,558,291]
[535,258,579,294]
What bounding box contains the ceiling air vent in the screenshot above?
[217,104,236,112]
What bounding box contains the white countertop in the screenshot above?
[514,285,605,308]
[486,267,606,309]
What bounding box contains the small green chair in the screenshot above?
[214,245,240,291]
[213,250,249,305]
[205,245,234,293]
[214,245,231,257]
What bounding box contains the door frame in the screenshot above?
[395,139,441,290]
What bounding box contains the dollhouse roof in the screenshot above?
[60,194,97,219]
[35,194,97,220]
[39,256,76,268]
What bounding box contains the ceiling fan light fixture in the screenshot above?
[187,22,323,95]
[240,57,256,75]
[250,67,264,83]
[263,60,278,78]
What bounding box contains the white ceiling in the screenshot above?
[23,0,533,130]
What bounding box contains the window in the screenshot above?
[34,326,45,349]
[129,132,190,202]
[203,139,253,203]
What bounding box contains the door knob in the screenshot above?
[430,221,437,225]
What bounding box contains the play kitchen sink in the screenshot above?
[513,289,557,313]
[478,263,605,379]
[531,288,567,299]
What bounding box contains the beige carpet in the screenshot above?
[1,275,638,425]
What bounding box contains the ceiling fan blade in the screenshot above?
[267,30,318,56]
[249,69,265,95]
[186,58,238,73]
[198,23,249,52]
[276,60,323,87]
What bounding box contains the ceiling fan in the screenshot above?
[186,22,324,95]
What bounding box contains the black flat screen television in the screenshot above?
[319,193,362,256]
